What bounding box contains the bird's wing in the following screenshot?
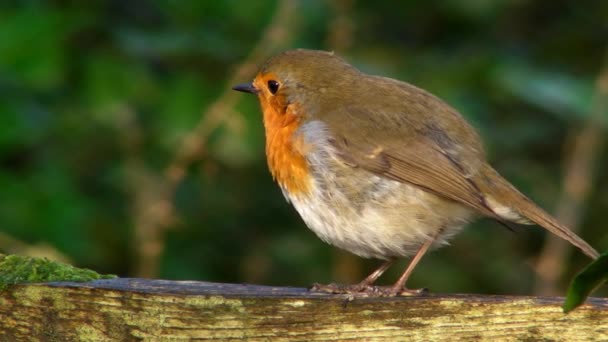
[319,83,501,215]
[329,118,498,219]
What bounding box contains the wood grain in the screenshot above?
[1,279,607,341]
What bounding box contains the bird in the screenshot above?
[232,49,599,296]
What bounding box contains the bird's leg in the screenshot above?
[311,231,440,297]
[310,259,395,295]
[352,259,396,290]
[385,233,438,296]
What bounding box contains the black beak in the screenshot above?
[232,83,258,94]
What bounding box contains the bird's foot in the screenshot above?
[310,283,428,297]
[309,282,366,294]
[373,285,429,297]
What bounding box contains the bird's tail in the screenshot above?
[480,165,599,260]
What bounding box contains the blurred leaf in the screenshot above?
[117,29,241,60]
[0,163,96,260]
[443,0,506,21]
[0,9,81,89]
[84,55,157,114]
[563,252,608,313]
[156,75,207,147]
[493,61,593,120]
[0,101,49,149]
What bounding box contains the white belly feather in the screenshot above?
[281,120,474,260]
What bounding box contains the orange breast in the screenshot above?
[262,102,312,197]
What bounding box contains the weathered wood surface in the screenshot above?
[0,279,607,341]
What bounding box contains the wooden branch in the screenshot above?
[1,279,607,341]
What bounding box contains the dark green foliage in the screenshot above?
[564,252,608,313]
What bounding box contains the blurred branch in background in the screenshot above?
[534,51,608,296]
[132,0,297,278]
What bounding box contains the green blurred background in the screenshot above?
[1,0,606,296]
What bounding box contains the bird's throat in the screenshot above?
[263,104,312,197]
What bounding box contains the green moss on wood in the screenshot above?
[0,254,115,290]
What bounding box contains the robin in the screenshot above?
[233,49,599,296]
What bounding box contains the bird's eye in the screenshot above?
[267,80,280,95]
